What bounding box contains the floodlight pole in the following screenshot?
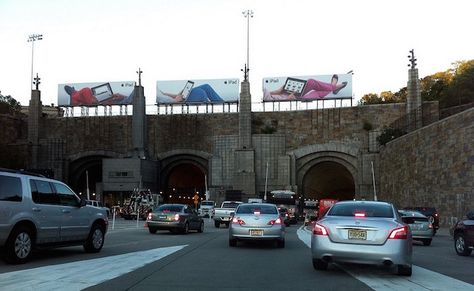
[28,34,43,90]
[242,10,253,81]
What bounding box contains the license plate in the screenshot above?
[159,215,167,219]
[348,229,367,240]
[250,229,263,236]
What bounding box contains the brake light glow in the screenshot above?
[313,223,329,236]
[388,226,408,239]
[428,223,433,229]
[232,217,245,225]
[354,212,366,217]
[174,213,180,221]
[253,211,261,215]
[268,217,282,225]
[147,213,152,220]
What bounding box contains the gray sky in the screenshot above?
[1,0,473,107]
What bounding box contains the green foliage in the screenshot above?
[261,125,276,134]
[377,127,406,146]
[362,120,373,131]
[361,59,474,108]
[0,93,21,115]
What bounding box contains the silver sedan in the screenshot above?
[311,200,413,276]
[229,203,285,248]
[399,209,434,246]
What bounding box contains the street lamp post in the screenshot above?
[242,10,253,81]
[27,34,43,90]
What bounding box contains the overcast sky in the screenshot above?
[1,0,473,107]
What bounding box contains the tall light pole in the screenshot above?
[242,10,253,81]
[28,34,43,90]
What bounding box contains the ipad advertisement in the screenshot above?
[156,78,240,104]
[262,74,352,102]
[58,81,135,107]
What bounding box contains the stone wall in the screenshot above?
[379,108,474,226]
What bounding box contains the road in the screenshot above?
[0,218,473,291]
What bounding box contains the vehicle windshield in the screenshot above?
[328,203,394,218]
[237,204,278,215]
[156,205,183,212]
[222,202,241,208]
[201,201,214,206]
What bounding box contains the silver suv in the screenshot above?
[0,168,108,264]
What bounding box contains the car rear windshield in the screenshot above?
[237,205,278,215]
[222,202,241,208]
[157,205,183,212]
[201,202,214,206]
[328,203,394,218]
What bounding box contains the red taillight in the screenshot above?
[354,212,366,217]
[313,223,329,236]
[388,226,408,239]
[232,217,245,225]
[174,213,180,221]
[428,223,433,229]
[268,217,282,225]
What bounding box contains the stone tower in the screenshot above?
[233,78,256,196]
[406,49,422,131]
[131,69,147,158]
[28,75,43,169]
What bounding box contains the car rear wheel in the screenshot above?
[84,224,105,253]
[397,264,412,276]
[149,227,157,234]
[197,221,204,233]
[312,258,328,270]
[181,222,189,234]
[422,239,432,246]
[455,233,472,256]
[5,226,34,264]
[276,239,285,248]
[229,239,237,247]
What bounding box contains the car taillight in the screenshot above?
[354,212,366,217]
[428,223,433,229]
[268,217,282,225]
[147,213,152,220]
[232,217,245,225]
[388,226,408,239]
[313,223,329,236]
[174,213,180,221]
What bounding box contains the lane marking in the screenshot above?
[0,245,186,291]
[297,227,473,291]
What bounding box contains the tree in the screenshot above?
[360,93,383,105]
[0,93,22,115]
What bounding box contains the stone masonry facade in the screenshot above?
[379,107,474,227]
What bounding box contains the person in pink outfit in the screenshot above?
[265,75,347,101]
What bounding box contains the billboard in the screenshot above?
[156,78,239,104]
[58,81,135,106]
[262,74,352,102]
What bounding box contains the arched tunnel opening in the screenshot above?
[302,161,355,202]
[164,163,206,205]
[69,158,103,201]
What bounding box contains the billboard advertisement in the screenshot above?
[262,74,352,102]
[58,81,135,107]
[156,78,239,104]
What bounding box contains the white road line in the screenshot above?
[297,227,473,291]
[0,245,187,291]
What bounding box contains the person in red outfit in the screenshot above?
[64,85,99,106]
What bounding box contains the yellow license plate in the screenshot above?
[348,229,367,240]
[250,229,263,236]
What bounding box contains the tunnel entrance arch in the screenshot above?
[301,161,355,201]
[159,151,210,204]
[293,143,359,202]
[68,154,110,200]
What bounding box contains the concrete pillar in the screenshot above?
[239,81,252,149]
[28,89,42,169]
[407,68,422,131]
[132,85,146,158]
